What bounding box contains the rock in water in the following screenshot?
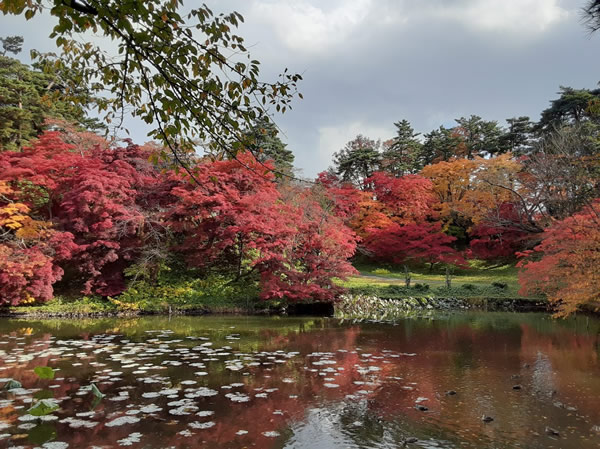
[545,427,560,437]
[445,390,457,396]
[415,405,428,412]
[481,415,494,423]
[512,385,522,390]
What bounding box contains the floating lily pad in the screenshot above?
[28,399,59,416]
[34,367,55,380]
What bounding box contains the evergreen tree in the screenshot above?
[381,119,423,176]
[0,36,23,56]
[240,116,295,174]
[536,86,600,133]
[332,135,381,189]
[0,39,101,151]
[454,115,506,157]
[500,116,534,155]
[420,126,462,165]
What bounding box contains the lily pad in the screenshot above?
[3,379,22,390]
[34,367,55,380]
[28,399,60,417]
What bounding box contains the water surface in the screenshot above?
[0,313,598,448]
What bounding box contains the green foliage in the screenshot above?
[0,35,23,55]
[537,86,600,132]
[372,268,390,275]
[237,116,295,175]
[492,282,508,290]
[413,283,430,292]
[0,53,100,151]
[119,276,259,311]
[381,119,423,175]
[332,135,381,188]
[454,115,507,157]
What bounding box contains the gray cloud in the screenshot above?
[1,0,599,177]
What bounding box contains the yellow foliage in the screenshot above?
[20,293,36,305]
[0,182,52,240]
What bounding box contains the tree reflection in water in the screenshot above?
[0,313,597,449]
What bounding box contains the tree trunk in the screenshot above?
[404,265,411,288]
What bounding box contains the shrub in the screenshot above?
[491,282,508,290]
[413,283,430,292]
[385,285,407,294]
[373,268,390,275]
[461,283,477,291]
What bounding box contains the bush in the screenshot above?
[461,283,477,291]
[385,285,408,294]
[372,268,391,275]
[413,283,430,292]
[492,282,508,290]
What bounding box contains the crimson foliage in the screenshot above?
[0,132,357,304]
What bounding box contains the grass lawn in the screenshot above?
[338,260,541,301]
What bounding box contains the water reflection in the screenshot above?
[0,313,597,448]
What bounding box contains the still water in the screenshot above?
[0,313,598,449]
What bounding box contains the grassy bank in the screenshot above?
[2,278,275,318]
[339,261,545,305]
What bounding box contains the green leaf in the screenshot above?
[28,399,59,416]
[34,366,55,380]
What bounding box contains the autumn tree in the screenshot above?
[518,201,600,316]
[260,186,358,302]
[0,180,76,304]
[0,131,163,297]
[168,155,357,302]
[364,222,465,272]
[522,124,600,222]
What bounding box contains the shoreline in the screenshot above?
[0,295,552,319]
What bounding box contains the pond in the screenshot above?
[0,312,598,449]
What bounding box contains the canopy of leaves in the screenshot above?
[0,130,357,304]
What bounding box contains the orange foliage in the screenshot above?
[421,154,522,227]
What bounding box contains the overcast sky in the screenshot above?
[2,0,600,177]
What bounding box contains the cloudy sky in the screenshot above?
[2,0,600,177]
